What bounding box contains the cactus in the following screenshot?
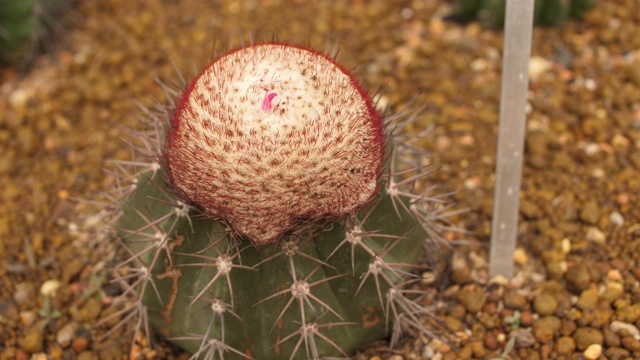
[103,42,448,359]
[451,0,595,28]
[0,0,67,67]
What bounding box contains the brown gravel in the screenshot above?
[1,0,640,359]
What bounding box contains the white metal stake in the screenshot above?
[489,0,535,279]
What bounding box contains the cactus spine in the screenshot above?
[105,42,444,359]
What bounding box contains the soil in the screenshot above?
[1,0,639,359]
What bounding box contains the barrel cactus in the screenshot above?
[104,42,445,359]
[0,0,68,67]
[451,0,595,28]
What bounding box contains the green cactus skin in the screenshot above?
[105,43,445,359]
[0,0,67,67]
[451,0,595,28]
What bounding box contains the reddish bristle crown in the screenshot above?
[164,43,385,246]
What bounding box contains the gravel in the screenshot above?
[1,0,639,359]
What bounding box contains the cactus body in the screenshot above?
[451,0,595,28]
[110,43,441,359]
[0,0,68,67]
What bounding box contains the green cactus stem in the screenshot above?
[104,42,447,359]
[451,0,595,28]
[0,0,69,67]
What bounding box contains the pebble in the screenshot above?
[621,336,640,352]
[40,279,62,297]
[18,321,45,353]
[0,300,19,323]
[555,335,576,355]
[76,351,97,360]
[457,286,487,313]
[483,331,498,350]
[72,298,102,321]
[576,286,599,311]
[604,347,631,360]
[533,293,558,316]
[444,316,463,332]
[610,320,640,338]
[600,281,624,303]
[615,304,640,323]
[579,201,600,224]
[565,263,591,293]
[528,56,551,81]
[609,211,624,227]
[72,328,92,353]
[503,289,527,309]
[513,247,528,265]
[573,327,603,351]
[583,343,602,360]
[604,327,622,347]
[56,322,77,347]
[511,328,536,348]
[585,227,606,244]
[606,269,623,281]
[470,340,485,358]
[532,316,561,343]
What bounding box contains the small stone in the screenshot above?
[609,211,624,227]
[13,282,34,306]
[528,56,551,81]
[576,287,599,311]
[583,343,602,360]
[560,238,571,254]
[610,320,640,338]
[560,319,577,336]
[585,227,606,244]
[520,311,533,327]
[457,286,487,313]
[611,134,630,149]
[444,316,463,332]
[388,355,404,360]
[73,298,102,321]
[620,336,640,352]
[604,327,621,347]
[555,336,576,355]
[604,347,631,360]
[40,279,62,297]
[615,304,640,323]
[18,321,45,353]
[470,340,486,358]
[0,300,19,323]
[601,282,624,302]
[579,201,600,224]
[484,331,498,350]
[533,293,558,316]
[503,289,527,309]
[513,247,528,265]
[76,351,97,360]
[565,263,591,293]
[532,316,561,343]
[56,322,77,347]
[573,327,604,351]
[98,345,124,360]
[606,269,623,281]
[72,328,92,353]
[511,329,536,348]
